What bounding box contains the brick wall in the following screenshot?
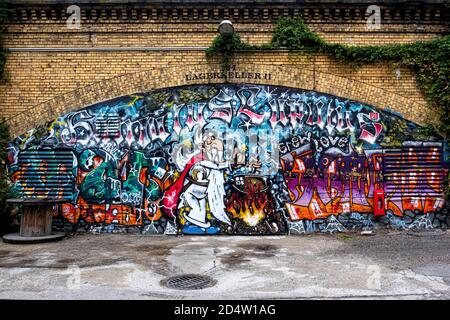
[1,1,449,137]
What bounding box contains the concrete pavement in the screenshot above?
[0,230,449,299]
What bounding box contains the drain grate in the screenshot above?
[161,274,217,290]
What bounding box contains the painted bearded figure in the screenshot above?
[181,132,231,231]
[162,126,238,234]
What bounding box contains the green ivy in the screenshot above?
[206,17,450,138]
[0,0,10,233]
[206,33,258,72]
[0,118,12,235]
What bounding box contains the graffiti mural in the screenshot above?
[7,84,450,234]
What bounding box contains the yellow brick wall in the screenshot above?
[1,14,447,137]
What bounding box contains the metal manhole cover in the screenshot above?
[161,274,217,290]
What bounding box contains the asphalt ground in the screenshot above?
[0,229,449,299]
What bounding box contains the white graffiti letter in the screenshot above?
[66,5,81,30]
[208,89,234,124]
[366,5,381,30]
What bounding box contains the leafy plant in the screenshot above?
[0,2,18,234]
[0,119,12,235]
[271,16,328,53]
[206,33,258,72]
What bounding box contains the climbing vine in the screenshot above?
[206,33,259,72]
[0,119,12,235]
[0,0,10,233]
[206,17,450,138]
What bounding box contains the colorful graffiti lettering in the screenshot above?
[7,84,449,234]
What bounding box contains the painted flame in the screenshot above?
[228,194,267,227]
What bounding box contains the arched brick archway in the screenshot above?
[7,81,448,235]
[6,62,427,138]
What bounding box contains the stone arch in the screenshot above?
[6,62,426,138]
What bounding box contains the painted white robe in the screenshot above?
[181,160,231,227]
